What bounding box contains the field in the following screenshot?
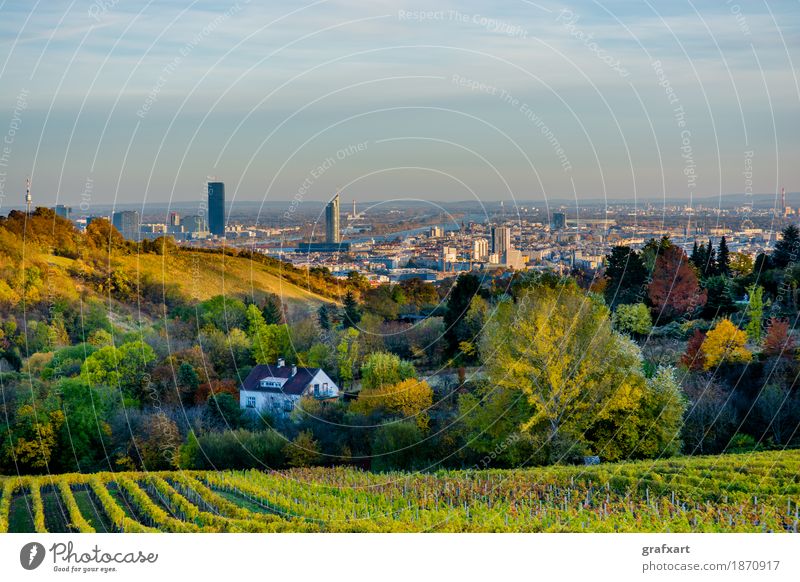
[1,450,798,533]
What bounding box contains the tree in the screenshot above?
[351,378,433,429]
[3,394,65,473]
[730,252,754,277]
[701,275,736,318]
[702,319,752,370]
[81,340,156,399]
[772,224,800,269]
[133,413,180,470]
[199,295,248,331]
[342,291,361,329]
[360,352,416,390]
[745,284,764,342]
[702,239,717,277]
[480,284,648,462]
[603,246,648,307]
[261,294,284,325]
[612,303,652,337]
[680,329,706,371]
[286,430,322,467]
[647,245,706,321]
[177,362,200,404]
[763,317,795,358]
[443,272,481,356]
[56,378,113,472]
[641,235,673,271]
[336,328,360,389]
[717,236,731,276]
[317,304,332,331]
[247,304,291,364]
[206,392,242,429]
[635,367,686,457]
[371,421,424,472]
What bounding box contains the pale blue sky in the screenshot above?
[0,0,798,210]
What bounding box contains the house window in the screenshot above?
[283,400,293,412]
[323,382,329,395]
[314,383,320,397]
[246,396,256,408]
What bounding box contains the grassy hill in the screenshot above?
[114,251,334,307]
[2,449,798,533]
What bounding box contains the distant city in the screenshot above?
[4,179,796,284]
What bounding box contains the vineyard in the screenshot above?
[1,450,798,533]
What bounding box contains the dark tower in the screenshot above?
[208,181,225,236]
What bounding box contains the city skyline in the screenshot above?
[0,1,797,208]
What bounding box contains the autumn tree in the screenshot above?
[479,283,650,462]
[647,244,706,321]
[762,317,795,358]
[702,319,752,370]
[680,329,707,371]
[286,430,322,467]
[351,378,433,429]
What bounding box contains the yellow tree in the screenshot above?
[702,318,752,370]
[352,378,433,430]
[480,283,645,457]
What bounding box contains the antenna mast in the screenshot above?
[25,177,32,214]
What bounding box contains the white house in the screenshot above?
[239,358,339,416]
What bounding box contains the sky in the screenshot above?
[0,0,798,212]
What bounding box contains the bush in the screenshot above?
[179,429,287,470]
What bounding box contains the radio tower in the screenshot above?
[25,178,32,214]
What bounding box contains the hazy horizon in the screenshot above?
[1,1,798,208]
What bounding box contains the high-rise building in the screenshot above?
[53,205,71,219]
[491,226,510,256]
[182,214,208,234]
[169,211,181,227]
[473,238,489,261]
[208,181,225,236]
[325,192,341,244]
[551,212,566,230]
[112,210,140,241]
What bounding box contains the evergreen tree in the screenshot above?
[261,294,283,325]
[772,224,800,269]
[703,239,717,277]
[342,291,361,329]
[317,304,331,331]
[717,236,731,277]
[603,246,648,308]
[689,241,699,267]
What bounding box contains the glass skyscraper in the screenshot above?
[208,181,225,236]
[325,192,340,244]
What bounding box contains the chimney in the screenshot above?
[291,364,297,377]
[277,358,285,368]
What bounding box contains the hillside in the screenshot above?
[2,450,798,533]
[114,250,334,307]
